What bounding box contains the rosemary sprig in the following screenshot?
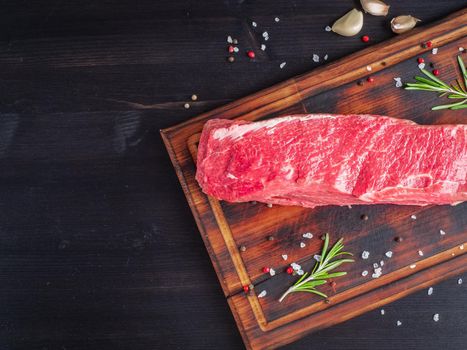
[405,55,467,110]
[278,233,354,302]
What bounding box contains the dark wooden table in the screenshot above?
[1,1,466,349]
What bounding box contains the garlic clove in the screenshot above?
[391,15,421,34]
[332,9,364,37]
[360,0,390,16]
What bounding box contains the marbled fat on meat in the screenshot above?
[195,114,467,208]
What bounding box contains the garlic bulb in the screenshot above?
[332,9,364,37]
[391,15,421,34]
[360,0,390,16]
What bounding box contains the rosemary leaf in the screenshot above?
[278,234,354,302]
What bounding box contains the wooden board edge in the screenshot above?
[160,129,240,297]
[228,253,467,350]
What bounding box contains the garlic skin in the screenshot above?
[332,9,364,37]
[360,0,390,16]
[391,15,421,34]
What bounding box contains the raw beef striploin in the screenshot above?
[195,114,467,208]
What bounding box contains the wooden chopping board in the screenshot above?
[161,9,467,350]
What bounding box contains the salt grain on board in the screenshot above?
[313,54,319,62]
[324,54,328,60]
[410,264,417,269]
[303,232,313,239]
[418,63,426,69]
[282,254,288,261]
[433,313,440,322]
[440,229,446,235]
[297,269,304,275]
[373,262,379,269]
[274,17,280,22]
[280,62,286,69]
[227,36,233,43]
[361,251,370,259]
[325,26,332,32]
[458,278,463,285]
[362,270,369,277]
[460,244,464,250]
[252,22,257,27]
[397,320,402,326]
[385,251,393,258]
[459,47,465,52]
[262,31,269,38]
[261,44,266,51]
[291,263,301,271]
[267,203,273,208]
[411,214,417,220]
[269,268,276,276]
[366,65,372,71]
[432,48,438,55]
[258,290,267,298]
[428,287,433,295]
[314,254,322,262]
[381,309,385,315]
[418,250,424,256]
[300,242,306,248]
[380,260,385,266]
[394,77,402,88]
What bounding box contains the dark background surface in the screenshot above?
[1,1,466,349]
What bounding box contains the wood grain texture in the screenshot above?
[1,1,467,350]
[162,9,467,350]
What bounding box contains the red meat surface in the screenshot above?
[195,114,467,208]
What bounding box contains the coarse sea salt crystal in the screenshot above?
[458,278,463,285]
[440,229,446,236]
[325,25,332,32]
[394,77,403,88]
[460,244,464,250]
[258,290,267,298]
[297,269,304,275]
[410,264,417,269]
[432,47,438,55]
[227,36,233,43]
[411,214,417,220]
[361,251,370,259]
[433,313,440,322]
[418,62,426,69]
[282,254,288,261]
[279,62,286,69]
[459,47,465,52]
[291,263,301,270]
[261,44,266,51]
[267,203,273,208]
[313,54,319,62]
[252,21,257,27]
[300,242,306,248]
[262,31,269,38]
[324,54,328,60]
[385,251,393,258]
[397,320,402,326]
[373,262,379,269]
[428,287,433,295]
[303,232,313,239]
[418,250,424,256]
[366,65,372,71]
[274,17,280,22]
[233,47,239,53]
[269,268,276,276]
[380,260,384,266]
[381,309,385,315]
[362,270,369,277]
